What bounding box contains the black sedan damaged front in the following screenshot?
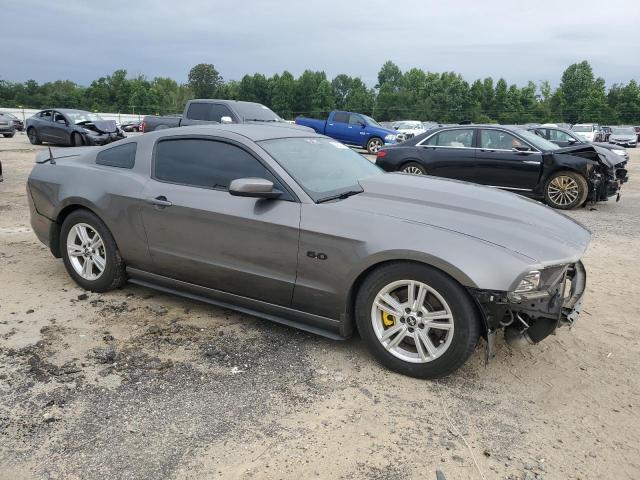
[76,119,126,146]
[471,262,587,356]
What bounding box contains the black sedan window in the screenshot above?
[480,130,526,150]
[425,129,474,148]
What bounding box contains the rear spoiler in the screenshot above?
[35,146,95,164]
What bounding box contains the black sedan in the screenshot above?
[25,109,126,147]
[376,125,626,210]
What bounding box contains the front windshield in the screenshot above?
[515,129,560,151]
[363,115,380,127]
[572,125,593,133]
[65,111,103,124]
[611,127,635,135]
[259,137,383,201]
[234,103,284,122]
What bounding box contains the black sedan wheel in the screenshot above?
[544,171,588,210]
[2,133,14,138]
[60,210,126,292]
[27,128,42,145]
[366,137,383,154]
[401,162,427,175]
[355,262,481,379]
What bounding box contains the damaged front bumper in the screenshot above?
[84,132,126,146]
[470,262,586,357]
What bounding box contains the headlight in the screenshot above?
[514,271,541,293]
[612,149,626,156]
[82,128,97,135]
[384,134,397,142]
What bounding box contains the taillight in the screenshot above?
[377,150,387,158]
[140,121,146,133]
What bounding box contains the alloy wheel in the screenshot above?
[368,138,383,153]
[66,223,107,280]
[548,175,579,207]
[370,280,454,363]
[403,166,424,175]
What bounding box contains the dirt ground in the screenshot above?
[1,132,638,480]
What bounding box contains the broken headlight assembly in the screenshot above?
[514,270,541,293]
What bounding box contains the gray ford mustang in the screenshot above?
[27,125,590,378]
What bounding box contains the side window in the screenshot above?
[154,139,287,194]
[53,112,66,124]
[208,104,234,123]
[480,130,525,150]
[348,114,364,125]
[548,129,573,142]
[186,102,210,121]
[426,129,474,148]
[533,129,547,139]
[96,142,137,169]
[40,111,52,122]
[333,112,348,124]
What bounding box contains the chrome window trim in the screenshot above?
[477,127,541,153]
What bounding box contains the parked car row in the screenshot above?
[571,123,637,147]
[27,123,590,379]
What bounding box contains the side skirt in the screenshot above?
[126,267,345,341]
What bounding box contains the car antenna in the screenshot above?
[48,146,56,165]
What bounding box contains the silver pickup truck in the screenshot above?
[141,99,306,132]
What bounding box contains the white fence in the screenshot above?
[0,107,144,125]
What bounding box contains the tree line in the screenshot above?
[1,60,639,125]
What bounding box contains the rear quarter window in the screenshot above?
[96,142,137,169]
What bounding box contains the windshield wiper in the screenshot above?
[316,189,363,204]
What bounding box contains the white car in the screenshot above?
[392,120,426,139]
[571,123,599,142]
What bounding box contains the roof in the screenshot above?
[148,123,320,142]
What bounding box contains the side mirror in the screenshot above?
[567,138,577,144]
[229,178,282,199]
[512,145,531,153]
[220,116,233,124]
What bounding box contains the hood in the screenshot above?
[552,143,617,168]
[76,120,118,134]
[342,173,590,265]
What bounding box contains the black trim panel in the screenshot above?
[126,267,345,340]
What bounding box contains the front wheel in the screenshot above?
[544,171,588,210]
[366,137,383,154]
[355,262,481,379]
[3,133,14,138]
[72,132,85,147]
[60,210,127,292]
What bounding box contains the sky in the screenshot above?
[1,0,638,88]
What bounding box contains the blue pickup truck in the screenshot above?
[295,111,403,154]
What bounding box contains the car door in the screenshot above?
[36,110,54,141]
[475,129,542,191]
[140,136,301,307]
[345,113,369,147]
[49,111,71,144]
[324,112,350,143]
[416,128,477,182]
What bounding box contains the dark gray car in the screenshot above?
[27,125,589,378]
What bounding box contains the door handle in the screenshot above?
[523,160,541,165]
[146,196,173,207]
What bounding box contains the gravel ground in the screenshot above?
[1,132,639,480]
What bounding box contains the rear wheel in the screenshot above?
[401,161,427,175]
[366,137,383,154]
[544,171,588,210]
[2,133,14,138]
[355,262,481,379]
[72,132,85,147]
[60,210,126,292]
[27,128,41,145]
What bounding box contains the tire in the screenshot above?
[60,210,126,292]
[366,137,383,154]
[72,132,85,147]
[543,170,588,210]
[401,161,427,175]
[355,262,481,379]
[3,133,14,138]
[27,128,41,145]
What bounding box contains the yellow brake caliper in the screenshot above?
[382,312,396,328]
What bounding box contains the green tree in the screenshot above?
[187,63,223,99]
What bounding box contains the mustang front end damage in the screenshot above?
[470,262,586,358]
